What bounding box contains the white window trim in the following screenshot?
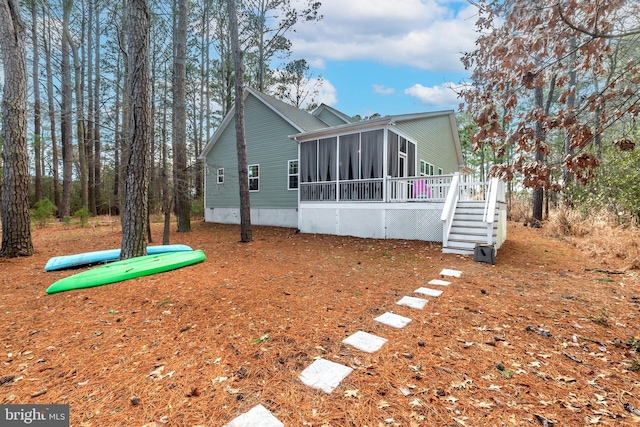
[287,159,299,190]
[420,160,435,176]
[217,168,224,184]
[249,164,259,192]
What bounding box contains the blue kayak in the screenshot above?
[44,244,193,271]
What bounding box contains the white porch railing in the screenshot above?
[387,175,453,202]
[301,176,453,203]
[299,178,384,202]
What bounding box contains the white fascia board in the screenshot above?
[289,117,391,142]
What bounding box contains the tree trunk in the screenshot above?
[531,85,546,228]
[93,5,102,213]
[42,1,60,211]
[173,0,191,232]
[227,0,252,242]
[118,0,130,217]
[31,0,42,203]
[161,59,171,245]
[113,51,121,212]
[64,0,88,212]
[120,0,151,259]
[87,0,96,215]
[60,0,73,219]
[0,0,34,257]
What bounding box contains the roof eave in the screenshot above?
[290,116,392,141]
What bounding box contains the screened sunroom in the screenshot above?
[296,126,445,204]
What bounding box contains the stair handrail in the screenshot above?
[441,172,460,246]
[483,177,499,244]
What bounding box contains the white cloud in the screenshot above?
[316,79,338,106]
[404,82,469,109]
[373,84,395,95]
[290,0,478,71]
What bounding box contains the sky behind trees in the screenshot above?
[286,0,477,116]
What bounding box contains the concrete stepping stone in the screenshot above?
[374,312,412,329]
[414,287,443,297]
[428,279,451,286]
[342,331,388,353]
[440,268,462,278]
[396,296,428,310]
[223,404,283,427]
[299,358,353,393]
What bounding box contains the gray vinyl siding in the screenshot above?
[315,108,350,127]
[395,115,460,174]
[204,94,300,209]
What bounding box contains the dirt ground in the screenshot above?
[1,219,639,427]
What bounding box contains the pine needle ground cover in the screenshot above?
[1,220,639,426]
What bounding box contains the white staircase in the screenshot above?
[441,175,506,256]
[443,201,498,255]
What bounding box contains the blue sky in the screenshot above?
[285,0,479,117]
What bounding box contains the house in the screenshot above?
[199,88,507,255]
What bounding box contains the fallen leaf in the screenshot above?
[475,401,494,408]
[344,389,359,398]
[445,396,459,403]
[409,398,422,407]
[378,400,390,409]
[251,334,270,345]
[488,384,502,391]
[212,376,228,383]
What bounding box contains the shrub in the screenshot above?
[74,208,90,227]
[31,198,57,228]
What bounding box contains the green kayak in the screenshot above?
[46,250,206,294]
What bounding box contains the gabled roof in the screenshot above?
[250,88,329,133]
[313,104,355,125]
[198,87,329,160]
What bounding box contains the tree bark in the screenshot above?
[64,0,88,212]
[0,0,34,257]
[227,0,252,242]
[31,0,42,203]
[60,0,73,219]
[173,0,191,232]
[42,1,60,211]
[87,0,96,215]
[120,0,151,259]
[93,3,102,213]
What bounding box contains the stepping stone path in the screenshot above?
[342,331,388,353]
[299,358,354,393]
[222,268,463,425]
[223,404,283,427]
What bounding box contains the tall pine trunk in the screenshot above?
[173,0,190,232]
[43,1,60,211]
[31,0,42,203]
[60,0,73,219]
[0,0,34,257]
[227,0,252,242]
[120,0,151,259]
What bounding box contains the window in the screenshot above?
[217,168,224,184]
[420,160,434,176]
[438,167,443,175]
[249,164,259,191]
[288,160,298,190]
